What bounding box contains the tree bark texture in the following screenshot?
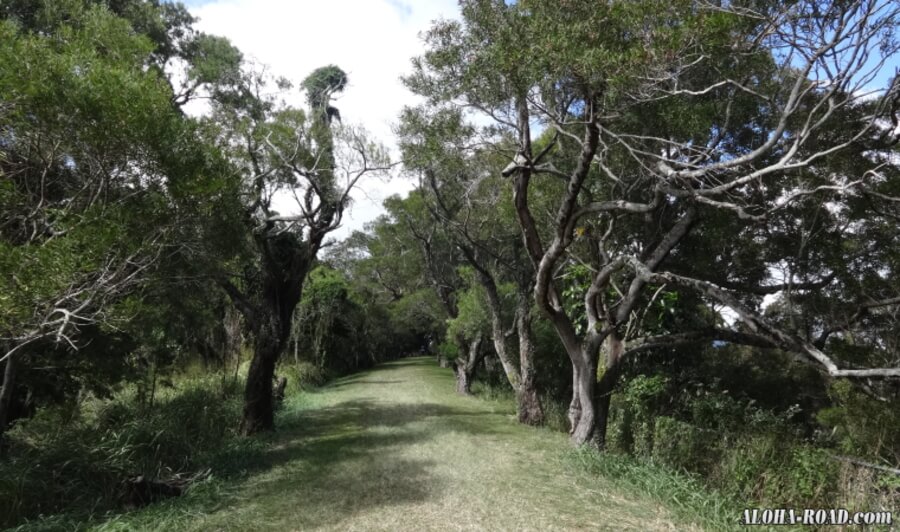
[241,310,281,434]
[594,332,624,450]
[454,335,484,395]
[515,295,543,425]
[569,349,600,447]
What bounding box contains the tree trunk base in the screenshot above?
[454,365,474,395]
[516,383,544,426]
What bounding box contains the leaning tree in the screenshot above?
[408,0,900,447]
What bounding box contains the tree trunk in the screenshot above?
[476,268,521,391]
[454,360,473,395]
[454,335,483,395]
[229,230,312,436]
[0,353,17,455]
[223,305,243,368]
[515,297,543,425]
[569,351,599,447]
[488,310,520,391]
[568,362,581,434]
[241,309,283,435]
[273,375,288,408]
[517,372,543,425]
[595,332,624,450]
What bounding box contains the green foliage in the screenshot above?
[785,446,839,504]
[183,33,243,87]
[651,416,720,474]
[446,280,491,341]
[0,376,255,528]
[559,264,591,335]
[604,365,873,510]
[817,380,900,465]
[0,0,239,418]
[301,64,347,126]
[278,361,328,390]
[2,0,899,528]
[567,448,741,532]
[622,374,668,412]
[301,65,347,109]
[436,341,459,361]
[287,265,412,377]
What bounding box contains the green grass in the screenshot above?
[564,449,755,532]
[30,357,735,531]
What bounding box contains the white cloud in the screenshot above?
[187,0,460,239]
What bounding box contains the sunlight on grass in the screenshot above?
[80,357,718,531]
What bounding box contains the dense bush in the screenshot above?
[0,376,259,528]
[599,354,900,514]
[285,265,426,379]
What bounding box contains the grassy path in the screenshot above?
[98,357,707,531]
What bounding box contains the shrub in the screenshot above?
[651,416,722,476]
[712,434,785,502]
[0,375,255,528]
[436,341,459,361]
[278,361,329,390]
[817,380,900,465]
[783,445,839,506]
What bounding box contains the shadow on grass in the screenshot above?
[324,379,404,389]
[186,397,508,528]
[109,369,510,530]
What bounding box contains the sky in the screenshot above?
[181,0,461,240]
[179,0,900,244]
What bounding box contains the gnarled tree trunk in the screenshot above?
[240,309,283,434]
[568,349,600,446]
[228,234,311,436]
[565,332,625,448]
[466,250,545,424]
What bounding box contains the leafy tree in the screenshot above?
[0,1,236,446]
[408,0,900,447]
[398,106,545,422]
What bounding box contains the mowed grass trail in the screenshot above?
[96,357,706,531]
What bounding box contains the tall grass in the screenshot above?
[0,375,264,529]
[566,448,760,532]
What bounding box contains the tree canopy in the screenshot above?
[2,0,899,526]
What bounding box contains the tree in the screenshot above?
[408,0,900,447]
[381,192,486,393]
[209,65,390,434]
[0,1,236,447]
[398,106,544,423]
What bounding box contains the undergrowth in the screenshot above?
[566,448,768,532]
[0,375,271,529]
